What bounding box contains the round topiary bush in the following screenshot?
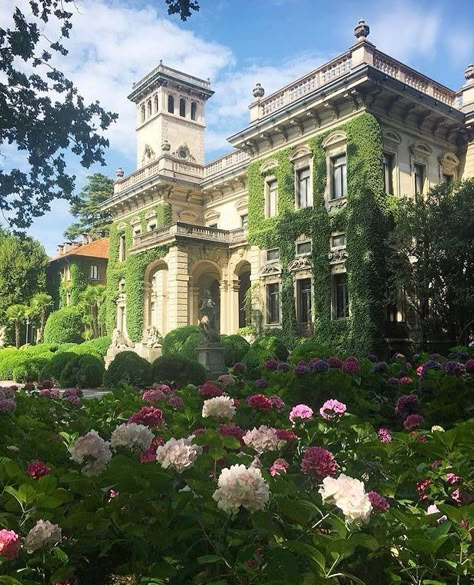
[151,355,207,386]
[59,354,104,388]
[19,343,60,356]
[220,334,250,367]
[162,325,204,360]
[104,351,152,388]
[44,308,83,344]
[78,336,111,358]
[290,338,334,363]
[39,351,78,384]
[13,356,52,383]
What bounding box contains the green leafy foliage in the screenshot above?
[162,325,204,360]
[59,354,104,388]
[78,336,111,358]
[43,308,83,344]
[39,351,78,383]
[151,355,207,386]
[220,334,250,366]
[104,351,152,388]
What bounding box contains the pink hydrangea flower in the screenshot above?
[269,395,285,411]
[219,424,246,443]
[399,376,413,385]
[300,446,337,479]
[218,374,236,387]
[404,414,424,430]
[66,396,81,407]
[128,406,165,427]
[269,458,289,477]
[377,428,392,442]
[27,460,51,480]
[142,388,166,403]
[367,491,390,512]
[199,382,223,397]
[319,399,347,420]
[342,360,360,374]
[0,529,21,560]
[276,429,297,441]
[289,404,313,423]
[417,479,431,501]
[0,398,16,413]
[246,394,272,411]
[168,395,184,409]
[140,436,164,463]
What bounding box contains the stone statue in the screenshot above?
[198,290,220,343]
[111,328,135,350]
[145,325,162,348]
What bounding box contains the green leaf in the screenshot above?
[197,555,226,565]
[284,540,326,571]
[348,532,379,551]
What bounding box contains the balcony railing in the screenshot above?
[204,150,250,178]
[132,223,248,250]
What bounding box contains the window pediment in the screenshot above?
[409,141,432,159]
[179,209,198,222]
[383,130,402,145]
[260,159,278,174]
[289,145,312,162]
[205,210,220,221]
[439,152,460,170]
[322,131,347,149]
[235,198,248,211]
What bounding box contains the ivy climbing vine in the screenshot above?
[247,112,388,353]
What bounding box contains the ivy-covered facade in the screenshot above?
[100,21,473,361]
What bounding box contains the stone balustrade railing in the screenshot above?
[132,223,248,249]
[204,150,250,177]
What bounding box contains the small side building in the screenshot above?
[47,236,109,309]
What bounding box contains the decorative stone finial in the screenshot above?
[252,83,265,99]
[162,139,171,152]
[354,19,370,40]
[116,167,124,178]
[465,64,474,81]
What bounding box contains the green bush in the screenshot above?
[162,325,204,360]
[104,351,152,388]
[13,356,52,383]
[290,338,334,363]
[242,336,289,378]
[151,355,207,386]
[39,351,78,384]
[44,308,83,344]
[59,354,104,388]
[19,343,60,355]
[78,336,111,358]
[0,348,26,380]
[220,334,250,367]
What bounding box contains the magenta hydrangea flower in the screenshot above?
[168,395,184,409]
[399,376,413,385]
[395,394,420,418]
[367,491,390,512]
[27,460,51,480]
[276,429,297,441]
[327,356,343,369]
[377,428,392,443]
[140,436,164,463]
[0,529,21,560]
[219,424,246,442]
[142,388,166,403]
[404,414,424,430]
[0,398,16,413]
[342,360,360,374]
[269,395,285,411]
[265,358,279,370]
[199,382,223,397]
[128,406,164,427]
[269,458,289,477]
[232,362,246,373]
[319,399,347,420]
[417,479,431,501]
[289,404,313,423]
[465,359,474,373]
[246,394,272,411]
[301,446,337,479]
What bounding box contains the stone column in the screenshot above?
[167,246,189,329]
[219,281,229,334]
[228,279,241,334]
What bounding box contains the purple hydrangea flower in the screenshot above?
[255,378,268,389]
[265,358,279,370]
[311,360,329,373]
[372,361,388,374]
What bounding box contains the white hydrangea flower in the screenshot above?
[156,436,201,473]
[69,430,112,476]
[213,464,270,514]
[25,520,62,553]
[110,423,154,452]
[243,425,280,454]
[319,474,372,523]
[202,396,236,420]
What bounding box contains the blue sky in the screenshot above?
[2,0,473,255]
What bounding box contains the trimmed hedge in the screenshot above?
[59,354,104,388]
[220,334,250,367]
[104,351,152,388]
[44,307,83,344]
[0,348,26,380]
[151,355,207,386]
[78,336,111,358]
[39,352,78,384]
[13,356,52,383]
[162,325,204,360]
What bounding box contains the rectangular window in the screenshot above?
[148,223,156,232]
[333,273,349,319]
[383,153,394,194]
[266,283,280,324]
[414,163,425,196]
[133,227,141,237]
[266,248,280,262]
[331,154,347,200]
[443,173,453,184]
[119,234,126,262]
[331,233,346,248]
[296,167,312,208]
[90,265,99,280]
[241,214,248,228]
[296,240,312,256]
[266,179,278,217]
[297,278,312,324]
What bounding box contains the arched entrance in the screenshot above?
[189,261,222,333]
[144,260,169,336]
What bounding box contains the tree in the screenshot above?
[0,230,49,328]
[166,0,200,19]
[6,304,29,348]
[30,292,53,343]
[78,285,106,339]
[389,179,474,347]
[64,173,114,240]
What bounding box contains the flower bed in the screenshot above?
[0,352,473,584]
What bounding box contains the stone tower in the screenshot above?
[128,61,214,168]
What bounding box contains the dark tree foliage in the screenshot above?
[166,0,200,20]
[0,1,117,229]
[64,173,114,240]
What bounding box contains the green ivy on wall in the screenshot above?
[105,202,172,342]
[58,259,89,308]
[247,112,388,353]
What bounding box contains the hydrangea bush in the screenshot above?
[0,351,473,584]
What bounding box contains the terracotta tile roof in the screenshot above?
[49,238,109,262]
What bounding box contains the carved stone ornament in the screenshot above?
[288,257,312,272]
[259,262,282,276]
[465,64,474,81]
[162,139,171,152]
[253,83,265,99]
[116,167,124,178]
[171,143,196,162]
[328,249,348,264]
[354,19,370,39]
[142,144,156,164]
[145,325,162,348]
[327,199,347,212]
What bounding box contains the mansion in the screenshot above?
[102,20,474,360]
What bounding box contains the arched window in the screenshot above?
[179,98,186,117]
[191,101,198,121]
[168,95,174,114]
[147,100,152,116]
[153,94,159,113]
[140,104,145,123]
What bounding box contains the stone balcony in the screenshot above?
[131,222,248,252]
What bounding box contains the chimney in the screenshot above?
[57,244,64,256]
[81,233,92,245]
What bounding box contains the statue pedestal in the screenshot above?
[196,343,227,378]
